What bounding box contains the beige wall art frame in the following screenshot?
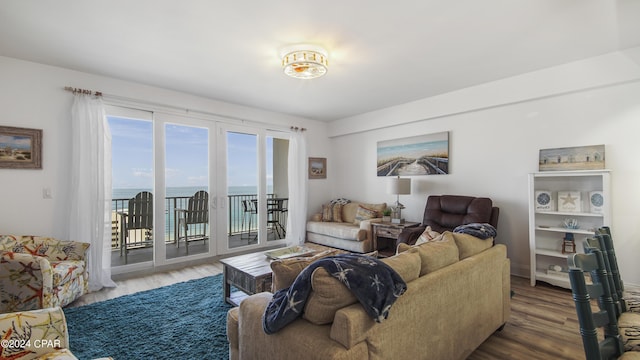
[308,157,326,179]
[0,125,42,169]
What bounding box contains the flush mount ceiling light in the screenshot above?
[281,44,328,79]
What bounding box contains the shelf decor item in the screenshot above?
[589,190,604,213]
[534,190,554,211]
[562,233,576,254]
[538,144,605,171]
[557,191,581,212]
[563,218,579,229]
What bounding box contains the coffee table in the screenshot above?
[220,251,273,306]
[219,243,335,306]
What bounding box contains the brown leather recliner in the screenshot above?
[397,195,499,246]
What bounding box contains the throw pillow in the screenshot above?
[302,267,358,325]
[353,205,378,225]
[451,232,494,259]
[332,203,343,223]
[398,231,459,276]
[270,249,340,292]
[322,203,333,222]
[381,248,421,283]
[415,226,442,245]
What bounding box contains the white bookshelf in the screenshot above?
[528,170,611,288]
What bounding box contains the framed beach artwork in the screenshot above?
[308,157,326,179]
[0,126,42,169]
[539,144,605,171]
[377,131,449,176]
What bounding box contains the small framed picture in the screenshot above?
[0,126,42,169]
[308,157,326,179]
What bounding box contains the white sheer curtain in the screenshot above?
[285,131,308,246]
[69,94,116,291]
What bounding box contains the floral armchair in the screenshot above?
[0,235,90,313]
[0,307,112,360]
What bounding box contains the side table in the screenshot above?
[372,221,420,257]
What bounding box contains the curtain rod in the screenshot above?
[64,86,102,96]
[63,86,306,133]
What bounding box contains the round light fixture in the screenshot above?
[281,44,328,79]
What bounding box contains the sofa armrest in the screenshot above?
[358,218,382,239]
[330,302,375,349]
[0,251,54,312]
[0,306,70,357]
[397,226,425,247]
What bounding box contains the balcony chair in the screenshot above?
[0,235,89,313]
[267,198,287,239]
[241,199,257,243]
[175,190,209,254]
[118,191,153,264]
[397,195,499,247]
[568,250,640,359]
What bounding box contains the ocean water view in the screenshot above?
[112,185,272,201]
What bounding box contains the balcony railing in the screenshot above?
[111,193,278,250]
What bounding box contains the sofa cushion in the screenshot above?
[398,231,459,276]
[270,249,341,292]
[303,267,358,325]
[381,248,421,283]
[451,232,494,259]
[50,260,86,287]
[353,205,378,225]
[307,221,365,241]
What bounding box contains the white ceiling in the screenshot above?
[1,0,639,122]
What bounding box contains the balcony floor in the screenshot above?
[111,231,281,267]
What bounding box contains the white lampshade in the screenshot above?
[387,177,411,195]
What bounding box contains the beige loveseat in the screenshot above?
[227,231,511,360]
[306,201,386,253]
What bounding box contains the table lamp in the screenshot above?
[387,176,411,224]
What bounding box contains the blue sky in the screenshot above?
[108,116,272,189]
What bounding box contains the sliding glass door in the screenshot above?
[218,125,289,251]
[107,105,290,271]
[164,122,211,259]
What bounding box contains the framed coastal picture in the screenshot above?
[0,126,42,169]
[308,157,326,179]
[539,144,605,171]
[376,131,449,176]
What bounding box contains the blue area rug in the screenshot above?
[64,274,232,360]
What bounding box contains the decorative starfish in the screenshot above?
[561,192,578,206]
[370,274,383,291]
[285,290,304,314]
[331,260,353,286]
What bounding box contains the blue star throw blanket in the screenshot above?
[453,223,497,239]
[263,254,407,334]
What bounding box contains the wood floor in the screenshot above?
[70,264,587,359]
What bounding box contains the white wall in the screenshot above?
[0,56,330,241]
[328,48,640,286]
